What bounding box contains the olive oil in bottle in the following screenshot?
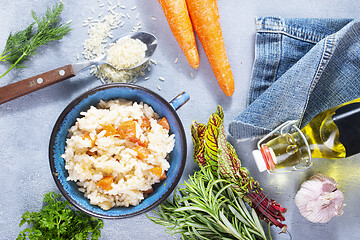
[252,97,360,173]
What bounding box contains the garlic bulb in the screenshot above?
[294,174,344,223]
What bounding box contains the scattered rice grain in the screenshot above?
[82,11,152,84]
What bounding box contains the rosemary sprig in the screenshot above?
[148,167,270,240]
[0,2,71,78]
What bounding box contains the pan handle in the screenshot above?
[169,92,190,111]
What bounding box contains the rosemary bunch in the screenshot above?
[148,167,270,240]
[0,2,71,78]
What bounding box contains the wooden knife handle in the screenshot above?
[0,64,75,105]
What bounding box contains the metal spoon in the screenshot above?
[0,31,157,105]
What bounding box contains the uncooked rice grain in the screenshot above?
[82,11,150,83]
[95,37,148,83]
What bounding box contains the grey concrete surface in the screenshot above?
[1,0,360,239]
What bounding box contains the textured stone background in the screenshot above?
[1,0,359,239]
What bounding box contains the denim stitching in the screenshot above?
[271,32,281,84]
[256,16,329,43]
[298,33,338,126]
[257,29,320,44]
[256,27,323,44]
[247,35,258,107]
[256,23,326,38]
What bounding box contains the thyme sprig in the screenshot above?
[0,2,71,78]
[148,167,270,240]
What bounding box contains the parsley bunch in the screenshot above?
[0,3,71,78]
[17,192,104,240]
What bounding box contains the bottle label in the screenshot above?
[332,102,360,156]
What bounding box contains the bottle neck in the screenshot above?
[259,130,311,172]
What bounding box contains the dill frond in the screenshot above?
[0,2,71,78]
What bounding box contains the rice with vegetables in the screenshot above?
[62,99,175,210]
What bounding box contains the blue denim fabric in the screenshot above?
[229,16,360,140]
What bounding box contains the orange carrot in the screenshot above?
[160,171,167,180]
[117,120,136,139]
[140,117,151,130]
[82,132,96,147]
[97,176,114,191]
[158,0,200,69]
[158,117,170,131]
[102,124,117,137]
[185,0,235,96]
[150,167,161,177]
[133,146,151,160]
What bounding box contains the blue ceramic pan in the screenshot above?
[49,83,189,219]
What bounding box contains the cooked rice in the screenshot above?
[62,99,175,210]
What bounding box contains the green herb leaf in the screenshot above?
[191,121,207,167]
[190,105,287,232]
[203,106,224,170]
[148,167,270,240]
[17,192,103,240]
[0,2,71,78]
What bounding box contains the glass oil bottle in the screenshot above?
[252,97,360,173]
